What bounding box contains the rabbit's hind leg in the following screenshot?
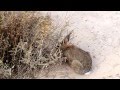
[71,60,84,74]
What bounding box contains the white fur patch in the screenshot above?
[85,71,92,75]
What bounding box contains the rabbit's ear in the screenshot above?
[63,31,73,44]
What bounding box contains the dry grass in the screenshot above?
[0,11,70,79]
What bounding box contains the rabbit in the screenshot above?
[60,31,92,75]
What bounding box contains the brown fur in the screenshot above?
[60,31,92,74]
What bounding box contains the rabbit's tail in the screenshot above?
[84,68,92,75]
[84,71,92,75]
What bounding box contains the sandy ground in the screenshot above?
[37,11,120,79]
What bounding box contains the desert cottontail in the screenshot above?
[60,31,92,75]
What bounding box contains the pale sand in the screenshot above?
[37,11,120,79]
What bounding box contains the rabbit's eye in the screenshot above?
[56,46,59,48]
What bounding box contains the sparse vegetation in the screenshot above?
[0,11,69,79]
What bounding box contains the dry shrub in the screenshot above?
[0,11,69,79]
